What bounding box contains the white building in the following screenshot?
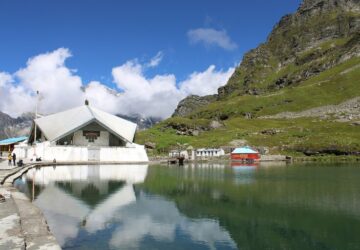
[195,148,225,159]
[14,103,148,163]
[168,150,189,159]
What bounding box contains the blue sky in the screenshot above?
[1,0,301,85]
[0,0,302,118]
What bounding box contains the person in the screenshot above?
[8,153,12,166]
[12,152,16,166]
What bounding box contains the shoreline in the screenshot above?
[149,154,360,164]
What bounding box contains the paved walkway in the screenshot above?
[0,163,61,250]
[0,159,18,170]
[0,187,24,249]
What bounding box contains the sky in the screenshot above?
[0,0,302,118]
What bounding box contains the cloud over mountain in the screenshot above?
[0,48,234,119]
[187,28,238,50]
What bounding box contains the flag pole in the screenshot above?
[33,90,39,159]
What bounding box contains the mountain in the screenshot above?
[0,112,34,140]
[116,114,162,130]
[218,0,360,99]
[137,0,360,157]
[172,95,217,117]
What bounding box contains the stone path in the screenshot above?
[0,187,24,250]
[0,163,61,250]
[0,159,18,170]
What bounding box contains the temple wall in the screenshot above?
[14,142,148,163]
[100,145,148,162]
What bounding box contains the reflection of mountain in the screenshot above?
[141,164,360,250]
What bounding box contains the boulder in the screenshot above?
[145,142,156,149]
[209,120,224,129]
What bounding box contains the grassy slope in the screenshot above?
[136,57,360,156]
[192,54,360,119]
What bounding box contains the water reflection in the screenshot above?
[109,192,236,249]
[14,162,360,250]
[23,164,148,185]
[14,164,237,249]
[232,165,257,185]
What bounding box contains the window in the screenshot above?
[83,131,100,143]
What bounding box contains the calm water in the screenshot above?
[14,162,360,250]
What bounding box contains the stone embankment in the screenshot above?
[260,155,290,161]
[0,163,61,250]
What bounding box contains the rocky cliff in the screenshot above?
[172,95,216,117]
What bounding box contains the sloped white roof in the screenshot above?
[34,105,137,142]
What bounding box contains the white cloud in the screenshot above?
[112,59,234,118]
[188,28,238,50]
[180,65,234,96]
[0,48,235,119]
[84,81,121,114]
[0,72,35,117]
[16,48,84,115]
[112,60,181,118]
[146,51,164,68]
[110,193,237,249]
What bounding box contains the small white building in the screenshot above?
[14,103,148,163]
[195,148,225,159]
[168,150,188,159]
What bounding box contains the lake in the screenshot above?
[14,162,360,250]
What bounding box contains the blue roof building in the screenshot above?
[0,136,28,154]
[0,136,28,146]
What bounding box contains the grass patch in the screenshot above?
[137,117,360,156]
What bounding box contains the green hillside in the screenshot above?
[136,0,360,158]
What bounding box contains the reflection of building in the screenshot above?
[24,164,148,185]
[232,164,257,185]
[15,164,236,249]
[0,136,27,157]
[14,102,148,162]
